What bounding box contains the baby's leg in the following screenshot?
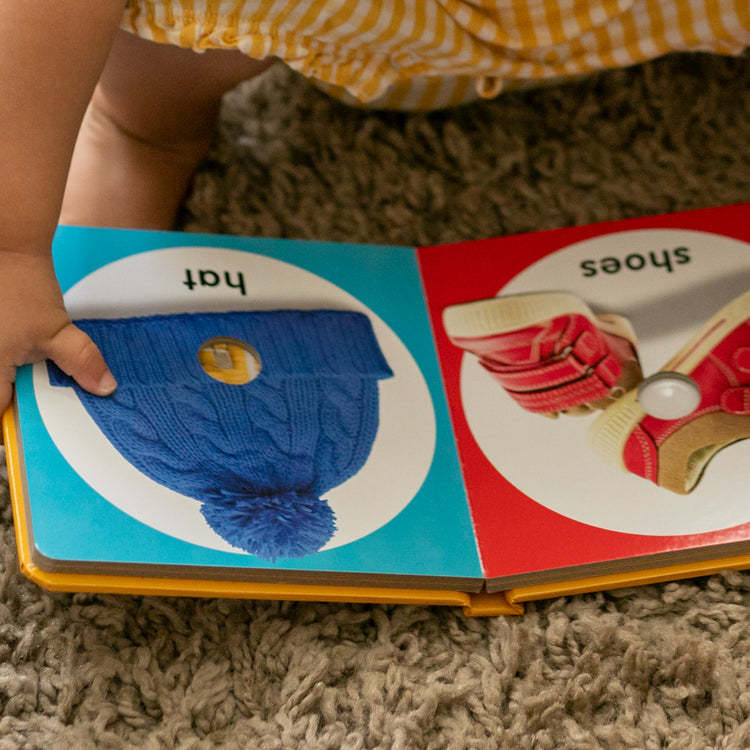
[60,29,274,230]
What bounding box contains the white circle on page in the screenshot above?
[460,229,750,536]
[637,372,702,420]
[34,246,436,556]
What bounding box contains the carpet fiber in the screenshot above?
[2,52,750,748]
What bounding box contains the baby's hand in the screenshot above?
[0,250,116,423]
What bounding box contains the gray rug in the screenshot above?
[2,51,750,749]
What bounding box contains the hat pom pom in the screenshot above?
[201,486,336,561]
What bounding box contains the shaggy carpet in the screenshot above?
[1,51,750,748]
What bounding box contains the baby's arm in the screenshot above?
[0,1,126,416]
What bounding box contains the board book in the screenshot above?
[5,202,750,617]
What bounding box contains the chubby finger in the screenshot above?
[0,368,14,444]
[46,322,117,397]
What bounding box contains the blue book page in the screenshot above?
[14,226,482,585]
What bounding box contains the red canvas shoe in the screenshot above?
[443,292,642,417]
[589,289,750,494]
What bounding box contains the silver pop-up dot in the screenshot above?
[636,371,702,420]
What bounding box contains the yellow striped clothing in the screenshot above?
[122,0,750,110]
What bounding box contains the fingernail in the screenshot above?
[98,372,118,395]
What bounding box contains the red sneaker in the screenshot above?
[443,292,642,417]
[589,289,750,494]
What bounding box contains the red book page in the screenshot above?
[417,203,750,584]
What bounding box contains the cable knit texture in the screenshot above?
[49,310,393,560]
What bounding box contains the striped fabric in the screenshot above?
[122,0,750,109]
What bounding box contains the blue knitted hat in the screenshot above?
[48,310,393,561]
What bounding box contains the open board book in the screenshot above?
[5,202,750,617]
